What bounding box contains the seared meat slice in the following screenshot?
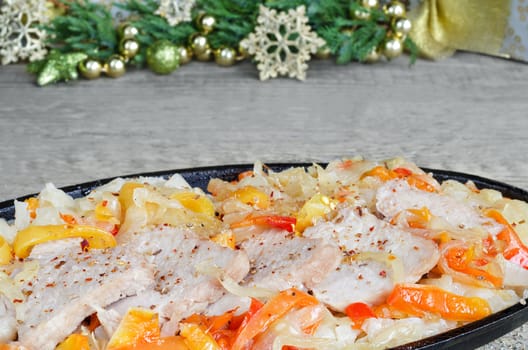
[17,238,154,350]
[108,227,250,335]
[304,206,439,283]
[240,231,342,291]
[311,258,394,311]
[376,180,502,235]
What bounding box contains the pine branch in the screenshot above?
[43,0,117,61]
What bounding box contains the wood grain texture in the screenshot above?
[0,52,527,348]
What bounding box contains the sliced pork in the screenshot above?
[17,238,155,350]
[108,227,250,335]
[240,231,342,291]
[304,206,439,283]
[376,180,502,235]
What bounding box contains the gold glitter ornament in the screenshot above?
[197,14,216,34]
[105,55,126,78]
[79,59,102,79]
[385,1,406,18]
[30,50,87,86]
[214,47,236,66]
[119,39,140,59]
[361,0,378,8]
[195,49,212,61]
[146,40,180,74]
[119,24,139,40]
[315,46,332,59]
[190,34,210,55]
[383,37,403,59]
[394,18,412,37]
[364,48,381,63]
[177,46,192,64]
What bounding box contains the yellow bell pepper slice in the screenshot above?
[296,193,337,233]
[232,186,270,209]
[119,182,145,216]
[13,224,117,258]
[171,192,216,216]
[107,308,160,350]
[56,334,90,350]
[210,232,235,249]
[180,323,221,350]
[0,236,13,265]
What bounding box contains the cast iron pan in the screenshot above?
[0,163,527,349]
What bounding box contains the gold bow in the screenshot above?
[409,0,511,59]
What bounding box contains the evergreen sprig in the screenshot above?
[43,0,117,61]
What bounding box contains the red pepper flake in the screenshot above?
[102,200,108,207]
[46,282,56,287]
[111,225,119,236]
[80,239,89,252]
[85,278,93,282]
[12,299,23,304]
[379,270,387,278]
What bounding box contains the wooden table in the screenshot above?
[0,52,527,348]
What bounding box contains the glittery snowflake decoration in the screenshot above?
[0,0,49,65]
[155,0,196,26]
[240,5,325,81]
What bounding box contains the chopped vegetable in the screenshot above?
[210,232,236,249]
[13,224,117,258]
[230,215,296,232]
[387,284,492,321]
[295,193,336,233]
[231,288,318,350]
[171,192,216,216]
[345,302,376,329]
[56,334,90,350]
[0,236,12,265]
[119,182,144,218]
[180,323,221,350]
[361,166,437,192]
[486,209,528,269]
[232,186,270,209]
[25,197,39,220]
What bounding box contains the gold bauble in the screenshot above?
[353,9,370,20]
[195,48,212,61]
[119,39,140,59]
[79,59,102,79]
[394,18,412,36]
[383,37,403,59]
[361,0,378,8]
[198,14,216,34]
[190,34,210,55]
[237,42,250,60]
[120,24,139,39]
[364,48,381,63]
[315,46,332,59]
[177,46,193,64]
[214,47,236,66]
[385,1,406,18]
[105,55,126,78]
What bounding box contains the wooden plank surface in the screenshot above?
[0,51,527,348]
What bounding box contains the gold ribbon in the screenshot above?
[409,0,511,59]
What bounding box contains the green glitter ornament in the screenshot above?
[146,40,180,75]
[28,50,88,86]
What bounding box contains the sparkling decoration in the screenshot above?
[119,24,139,40]
[214,47,236,66]
[240,5,325,81]
[119,38,140,59]
[383,37,403,59]
[29,50,87,86]
[79,59,103,80]
[361,0,378,8]
[105,55,126,78]
[177,46,192,64]
[146,40,180,74]
[197,14,216,34]
[155,0,196,26]
[190,34,210,56]
[385,1,406,18]
[0,0,49,65]
[394,18,412,36]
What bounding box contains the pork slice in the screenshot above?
[17,238,155,350]
[311,258,394,311]
[0,294,17,343]
[107,227,250,335]
[240,231,342,291]
[376,180,502,235]
[304,206,439,283]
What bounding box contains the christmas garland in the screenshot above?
[1,0,418,86]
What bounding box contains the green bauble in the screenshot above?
[146,40,180,75]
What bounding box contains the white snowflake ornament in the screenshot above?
[155,0,196,26]
[0,0,49,65]
[240,5,325,81]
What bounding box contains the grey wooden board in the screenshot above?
[0,52,527,348]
